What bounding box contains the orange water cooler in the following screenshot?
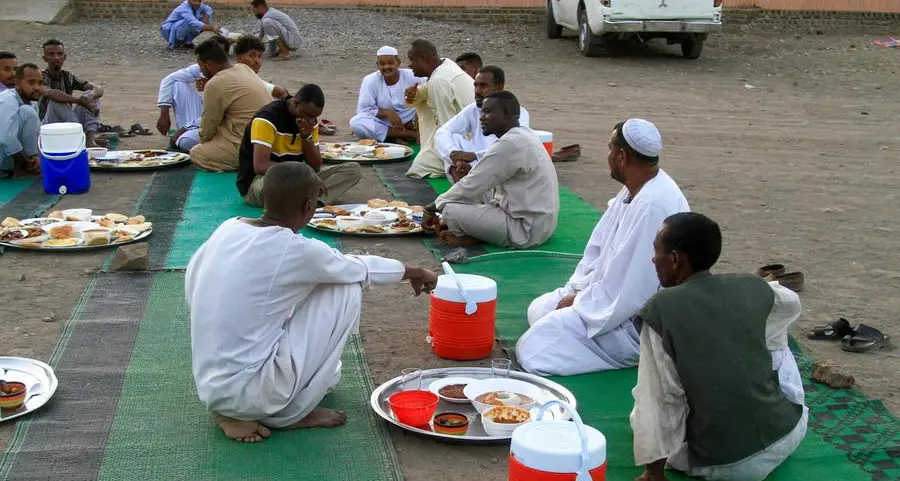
[509,400,607,481]
[533,130,554,157]
[428,263,497,361]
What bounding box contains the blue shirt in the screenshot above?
[0,89,37,158]
[162,1,212,30]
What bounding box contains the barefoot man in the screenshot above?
[349,46,424,143]
[187,161,437,442]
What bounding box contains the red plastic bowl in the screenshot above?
[389,390,439,427]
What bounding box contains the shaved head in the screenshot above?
[262,162,321,222]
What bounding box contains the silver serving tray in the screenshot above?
[307,204,427,238]
[321,141,413,165]
[370,367,577,444]
[0,356,59,423]
[0,228,152,252]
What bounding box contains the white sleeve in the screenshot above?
[158,64,202,106]
[279,234,406,287]
[434,106,472,159]
[263,81,276,96]
[519,107,531,129]
[765,281,802,351]
[356,75,379,117]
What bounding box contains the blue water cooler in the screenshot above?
[38,122,91,195]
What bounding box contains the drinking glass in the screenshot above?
[491,358,512,379]
[401,368,422,391]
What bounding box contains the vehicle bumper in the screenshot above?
[600,20,723,33]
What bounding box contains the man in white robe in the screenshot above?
[434,65,531,183]
[186,161,437,442]
[516,119,690,376]
[349,46,425,143]
[404,39,475,178]
[423,91,558,249]
[631,213,806,481]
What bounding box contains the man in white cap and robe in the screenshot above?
[516,118,690,376]
[349,46,425,143]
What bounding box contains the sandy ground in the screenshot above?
[1,12,899,480]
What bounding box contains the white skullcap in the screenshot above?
[376,46,399,56]
[622,118,662,158]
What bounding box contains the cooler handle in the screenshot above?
[537,400,592,481]
[38,133,87,161]
[441,261,477,315]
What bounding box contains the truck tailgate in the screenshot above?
[609,0,716,20]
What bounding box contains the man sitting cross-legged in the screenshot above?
[39,39,106,148]
[423,91,558,249]
[349,46,425,143]
[631,212,807,481]
[187,161,437,442]
[0,64,43,178]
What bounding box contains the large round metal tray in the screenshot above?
[0,219,153,252]
[307,203,428,237]
[89,151,190,172]
[370,367,577,444]
[0,356,59,423]
[321,141,414,165]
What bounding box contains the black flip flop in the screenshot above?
[808,318,854,340]
[112,125,135,138]
[842,324,892,352]
[130,124,153,136]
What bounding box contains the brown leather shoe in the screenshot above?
[774,271,804,292]
[756,263,786,278]
[552,144,581,162]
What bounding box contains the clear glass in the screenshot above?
[491,358,512,379]
[401,368,422,391]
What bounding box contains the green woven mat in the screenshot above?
[96,272,401,481]
[453,252,892,480]
[0,179,33,206]
[165,171,340,269]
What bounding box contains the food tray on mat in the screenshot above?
[370,367,577,444]
[89,149,190,171]
[0,209,152,251]
[320,141,413,165]
[0,356,59,423]
[307,201,428,237]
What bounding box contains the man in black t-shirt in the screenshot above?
[39,39,107,148]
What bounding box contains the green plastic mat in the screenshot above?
[0,179,33,206]
[165,171,340,269]
[96,272,401,481]
[452,252,895,480]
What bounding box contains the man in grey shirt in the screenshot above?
[251,0,302,59]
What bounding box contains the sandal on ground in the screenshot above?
[756,263,786,278]
[774,271,804,292]
[130,124,153,136]
[111,125,134,138]
[842,324,892,353]
[552,144,581,162]
[808,318,854,340]
[319,119,337,136]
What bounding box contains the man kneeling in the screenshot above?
[187,161,436,442]
[631,212,807,481]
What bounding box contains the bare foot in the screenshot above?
[213,412,272,443]
[437,230,480,246]
[286,407,347,429]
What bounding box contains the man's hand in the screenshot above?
[272,86,289,99]
[297,118,315,138]
[195,78,208,92]
[78,97,99,116]
[24,156,40,174]
[556,294,576,310]
[385,110,403,127]
[449,151,476,164]
[204,23,221,34]
[156,113,172,136]
[450,160,470,183]
[404,267,438,296]
[318,180,329,198]
[404,85,418,104]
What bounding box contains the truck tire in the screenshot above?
[546,0,562,39]
[578,7,602,57]
[681,38,704,59]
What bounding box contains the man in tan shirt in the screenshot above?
[190,39,271,172]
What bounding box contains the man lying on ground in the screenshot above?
[251,0,302,60]
[190,39,271,172]
[157,35,288,151]
[516,119,690,376]
[0,64,43,178]
[187,161,436,442]
[161,0,220,50]
[434,66,530,183]
[349,46,424,143]
[39,39,106,148]
[0,52,16,92]
[238,84,361,207]
[423,91,557,248]
[455,52,482,80]
[631,212,807,481]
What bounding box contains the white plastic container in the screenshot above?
[463,378,543,414]
[62,208,92,222]
[433,273,497,304]
[383,146,406,158]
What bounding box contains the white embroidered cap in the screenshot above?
[622,118,662,158]
[376,46,399,56]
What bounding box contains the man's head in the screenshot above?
[250,0,269,18]
[195,38,230,79]
[375,45,402,83]
[607,118,661,184]
[15,64,43,102]
[407,39,439,78]
[455,52,482,80]
[480,91,520,137]
[42,39,66,70]
[474,65,504,108]
[653,212,722,288]
[234,35,265,73]
[262,161,322,230]
[188,0,203,10]
[0,52,17,88]
[289,83,325,121]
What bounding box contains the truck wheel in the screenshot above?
[546,0,562,39]
[578,7,602,57]
[681,38,704,59]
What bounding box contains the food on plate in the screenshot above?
[45,238,81,247]
[474,391,534,408]
[83,230,110,246]
[315,219,338,230]
[113,234,134,243]
[126,222,153,233]
[1,217,21,228]
[410,205,425,213]
[127,215,145,225]
[48,211,64,219]
[484,406,531,424]
[433,412,469,435]
[97,218,116,228]
[0,229,25,241]
[438,384,468,400]
[105,213,129,223]
[23,227,44,238]
[345,225,386,234]
[367,198,389,208]
[48,224,75,240]
[323,151,340,159]
[21,218,61,227]
[374,147,388,159]
[322,205,351,216]
[390,219,418,232]
[358,139,377,146]
[388,200,409,208]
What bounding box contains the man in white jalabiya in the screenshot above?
[349,46,425,143]
[186,161,437,442]
[631,212,806,481]
[516,119,690,376]
[434,65,530,183]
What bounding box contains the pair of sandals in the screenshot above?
[551,144,581,162]
[808,318,891,353]
[756,263,804,292]
[99,124,153,138]
[319,120,337,136]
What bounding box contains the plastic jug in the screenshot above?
[533,130,554,158]
[38,122,91,195]
[428,263,497,360]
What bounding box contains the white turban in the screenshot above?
[622,118,662,158]
[376,46,399,56]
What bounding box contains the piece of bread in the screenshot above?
[315,219,338,230]
[126,215,145,225]
[97,218,116,228]
[1,217,21,228]
[105,213,128,223]
[48,211,64,220]
[367,198,389,208]
[48,224,74,240]
[358,139,377,146]
[322,205,351,216]
[388,200,409,208]
[126,222,152,233]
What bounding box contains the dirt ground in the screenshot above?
[1,13,899,481]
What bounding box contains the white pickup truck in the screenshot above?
[546,0,723,59]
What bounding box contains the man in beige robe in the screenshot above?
[404,39,475,179]
[423,91,558,248]
[191,39,271,172]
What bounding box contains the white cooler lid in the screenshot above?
[433,273,497,303]
[40,122,84,136]
[532,130,553,142]
[511,421,607,473]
